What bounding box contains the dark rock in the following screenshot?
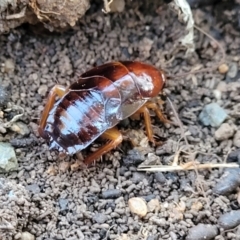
[140,194,156,202]
[154,172,167,184]
[99,229,107,239]
[227,149,240,164]
[219,210,240,230]
[101,189,121,199]
[186,224,218,240]
[106,201,116,210]
[132,222,141,232]
[0,82,11,107]
[119,166,128,176]
[86,194,99,204]
[213,168,240,195]
[123,149,145,166]
[165,172,178,183]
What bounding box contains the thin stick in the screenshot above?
[138,163,239,172]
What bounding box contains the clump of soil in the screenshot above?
[0,0,90,33]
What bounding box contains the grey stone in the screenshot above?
[26,184,41,194]
[199,103,228,127]
[186,224,218,240]
[93,213,108,224]
[214,123,235,141]
[154,172,167,184]
[59,198,69,211]
[219,210,240,230]
[101,189,121,199]
[227,62,238,78]
[0,142,18,172]
[131,172,146,184]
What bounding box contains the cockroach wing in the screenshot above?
[112,74,147,119]
[44,76,122,155]
[70,75,123,126]
[79,62,147,119]
[80,62,129,81]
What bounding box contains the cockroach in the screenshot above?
[38,61,167,165]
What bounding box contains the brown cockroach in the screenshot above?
[38,61,167,165]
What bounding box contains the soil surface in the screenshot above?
[1,1,240,240]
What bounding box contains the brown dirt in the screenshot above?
[0,1,240,239]
[0,0,90,33]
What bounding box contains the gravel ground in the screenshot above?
[0,1,240,240]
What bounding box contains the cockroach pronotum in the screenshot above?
[38,61,167,165]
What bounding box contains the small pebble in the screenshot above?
[93,213,108,224]
[214,123,235,141]
[147,199,161,212]
[186,224,218,240]
[219,210,240,230]
[101,189,121,199]
[3,58,15,73]
[150,216,166,226]
[233,131,240,148]
[213,89,221,100]
[0,84,10,107]
[10,137,37,148]
[131,172,146,184]
[147,235,158,240]
[21,232,35,240]
[154,172,167,184]
[31,73,38,81]
[15,232,22,239]
[227,62,238,78]
[10,122,30,136]
[227,149,240,164]
[59,198,69,211]
[108,0,125,12]
[128,197,148,217]
[213,168,240,195]
[123,149,145,166]
[46,165,57,175]
[191,201,203,211]
[218,63,229,74]
[58,161,70,172]
[199,103,228,127]
[118,234,130,240]
[26,184,41,194]
[141,194,156,202]
[38,85,48,96]
[216,81,227,92]
[0,142,18,173]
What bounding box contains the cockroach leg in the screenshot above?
[38,85,67,137]
[83,127,123,166]
[145,101,171,124]
[131,105,155,144]
[130,101,170,144]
